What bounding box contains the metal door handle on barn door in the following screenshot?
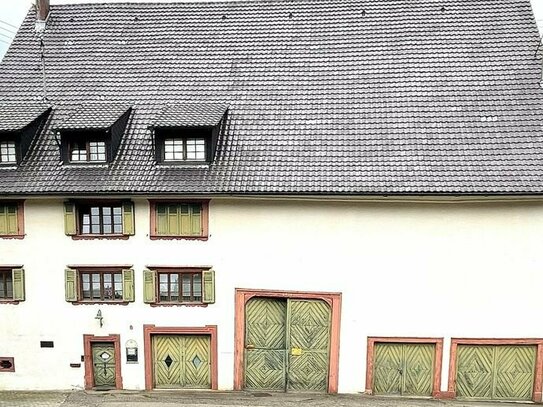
[245,344,255,349]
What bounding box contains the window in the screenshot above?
[164,137,206,162]
[0,267,25,302]
[64,201,134,238]
[69,140,107,162]
[150,201,208,239]
[0,141,16,164]
[0,201,24,238]
[143,268,215,305]
[65,267,134,303]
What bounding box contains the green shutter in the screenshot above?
[156,204,168,235]
[65,268,78,302]
[122,201,135,235]
[191,204,202,235]
[168,204,179,235]
[63,202,77,235]
[12,268,25,301]
[202,269,215,304]
[122,269,135,302]
[180,204,190,235]
[143,269,156,303]
[6,205,17,235]
[0,205,5,234]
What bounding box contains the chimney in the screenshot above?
[35,0,50,32]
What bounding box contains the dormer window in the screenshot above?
[0,103,51,166]
[152,103,228,165]
[54,104,131,165]
[0,141,16,164]
[70,140,107,162]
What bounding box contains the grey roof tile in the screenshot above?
[0,102,50,132]
[54,103,131,131]
[153,104,228,128]
[0,0,542,195]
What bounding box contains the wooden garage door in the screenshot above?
[244,297,331,392]
[373,343,435,396]
[153,335,211,389]
[456,345,536,401]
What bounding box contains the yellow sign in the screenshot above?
[291,348,302,356]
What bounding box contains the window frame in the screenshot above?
[146,266,212,307]
[68,139,108,163]
[0,140,17,164]
[66,266,134,305]
[149,200,209,240]
[0,266,24,304]
[0,201,24,239]
[79,269,124,302]
[155,127,213,164]
[64,200,134,240]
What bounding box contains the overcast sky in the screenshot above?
[1,0,543,58]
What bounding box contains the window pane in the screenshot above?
[89,141,106,162]
[164,138,184,161]
[0,141,16,163]
[103,273,113,299]
[70,141,87,162]
[114,282,122,299]
[182,274,191,301]
[193,274,202,301]
[82,274,91,299]
[159,273,169,301]
[186,138,206,161]
[5,278,13,299]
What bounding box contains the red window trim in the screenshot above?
[148,200,209,240]
[0,200,25,239]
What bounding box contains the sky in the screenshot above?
[0,0,543,58]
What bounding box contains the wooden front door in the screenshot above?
[153,335,211,389]
[244,297,331,392]
[373,343,435,397]
[91,343,116,389]
[456,345,536,401]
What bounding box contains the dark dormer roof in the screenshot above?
[54,103,132,132]
[0,103,50,133]
[152,104,228,129]
[0,0,542,195]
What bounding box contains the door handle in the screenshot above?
[246,344,255,349]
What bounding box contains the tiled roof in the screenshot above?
[152,104,228,128]
[54,103,131,131]
[0,103,50,132]
[0,0,542,195]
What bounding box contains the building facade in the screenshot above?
[1,0,543,401]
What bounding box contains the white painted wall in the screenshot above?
[1,198,543,392]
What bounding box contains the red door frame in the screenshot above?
[233,288,342,393]
[83,334,123,390]
[143,324,218,390]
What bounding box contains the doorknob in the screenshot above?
[246,344,255,349]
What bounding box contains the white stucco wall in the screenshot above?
[1,197,543,392]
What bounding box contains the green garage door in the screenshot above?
[244,297,331,392]
[456,345,536,401]
[373,343,435,397]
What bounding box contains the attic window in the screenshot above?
[152,103,228,165]
[0,141,16,164]
[70,140,107,162]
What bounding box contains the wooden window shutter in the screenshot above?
[202,269,215,304]
[190,204,202,235]
[63,202,77,235]
[122,201,135,235]
[143,269,156,303]
[12,268,25,301]
[180,204,191,235]
[0,205,5,234]
[122,269,135,302]
[6,205,17,235]
[156,204,168,235]
[65,268,78,302]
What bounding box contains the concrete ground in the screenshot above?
[0,391,535,407]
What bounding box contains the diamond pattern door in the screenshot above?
[244,298,288,390]
[244,297,332,392]
[153,335,211,389]
[287,299,331,392]
[373,343,434,397]
[91,343,116,388]
[456,345,536,401]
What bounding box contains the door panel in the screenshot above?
[244,297,332,392]
[153,335,211,389]
[245,298,287,390]
[403,344,434,396]
[456,345,536,401]
[287,300,331,392]
[494,346,536,401]
[91,343,116,388]
[373,343,403,395]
